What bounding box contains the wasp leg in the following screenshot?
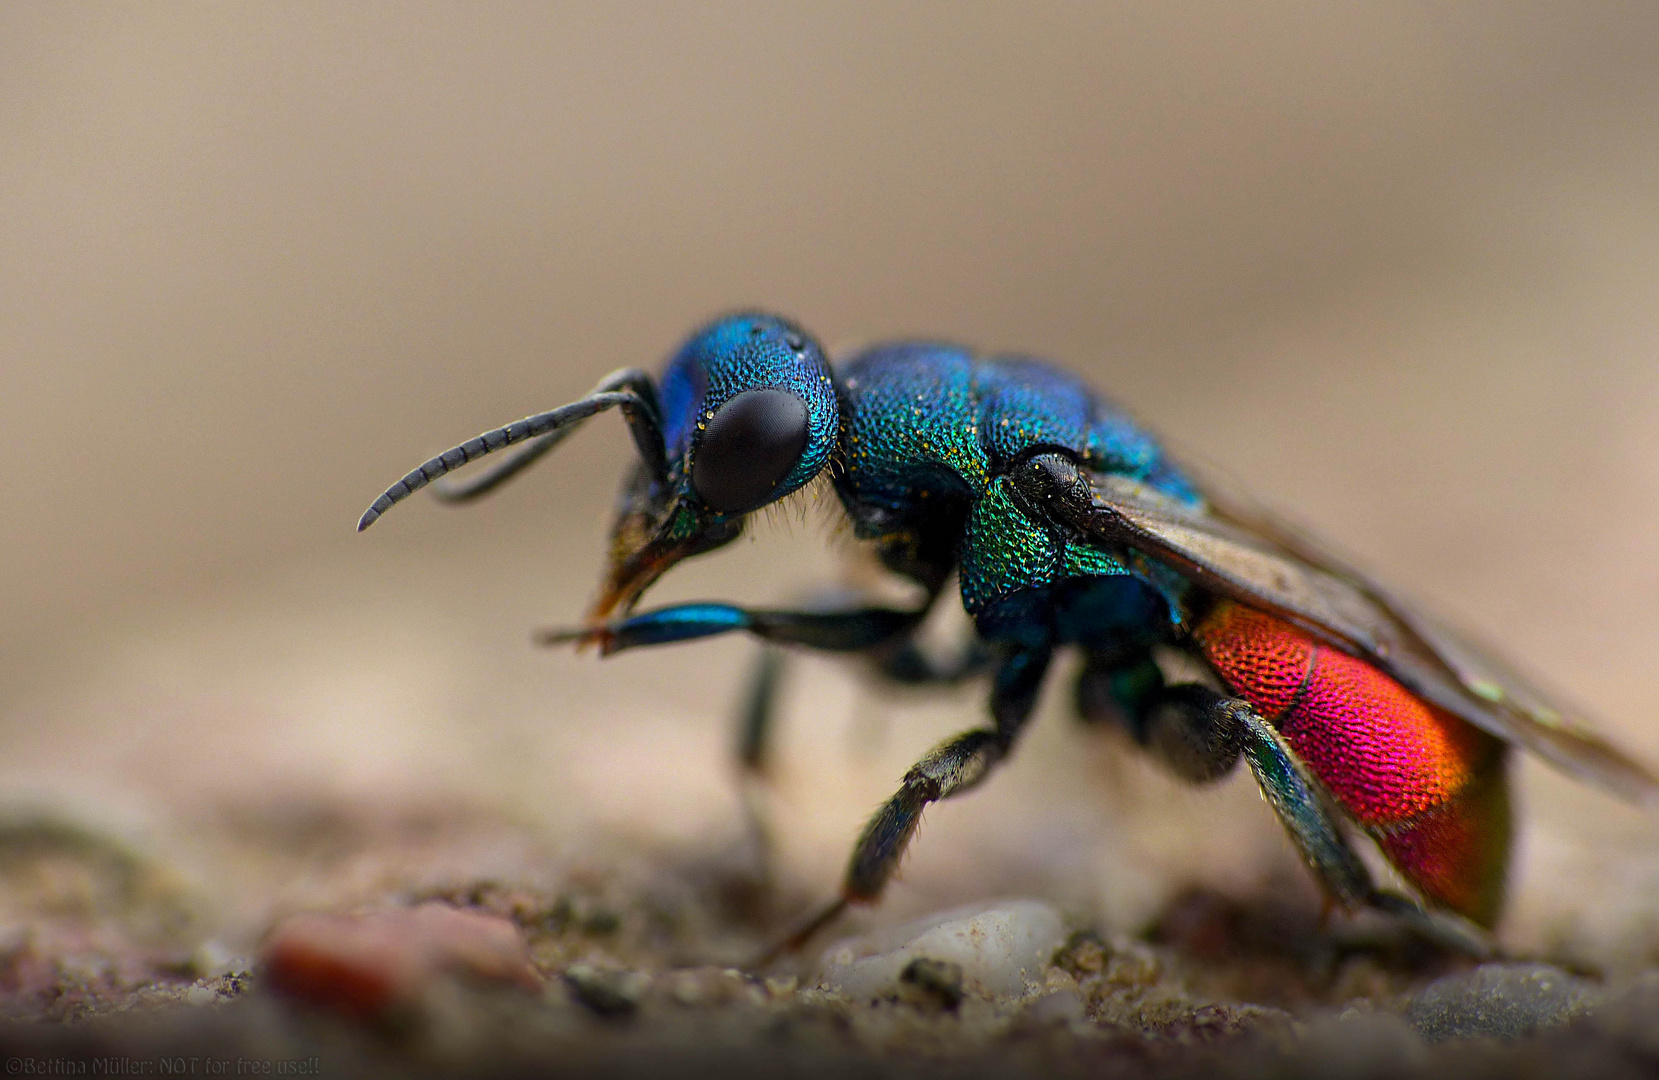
[539,600,927,654]
[565,597,980,892]
[868,631,994,686]
[1221,693,1376,909]
[733,623,987,793]
[730,616,991,891]
[1074,647,1161,728]
[763,645,1053,961]
[730,646,785,889]
[736,646,786,779]
[1146,685,1494,956]
[846,645,1051,901]
[1075,650,1241,784]
[546,588,992,685]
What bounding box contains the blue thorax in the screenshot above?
[830,341,1201,643]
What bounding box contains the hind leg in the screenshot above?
[1080,653,1370,896]
[1077,657,1492,954]
[1075,647,1241,784]
[1148,683,1499,955]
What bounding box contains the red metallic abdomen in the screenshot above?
[1193,601,1510,927]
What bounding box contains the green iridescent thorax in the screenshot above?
[829,341,1202,631]
[958,476,1130,617]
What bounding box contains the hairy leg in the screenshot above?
[725,606,992,887]
[1091,667,1493,956]
[569,594,990,886]
[762,645,1053,959]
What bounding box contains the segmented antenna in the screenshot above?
[430,425,580,504]
[356,368,665,532]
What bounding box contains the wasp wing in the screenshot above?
[1181,464,1647,782]
[1080,472,1659,807]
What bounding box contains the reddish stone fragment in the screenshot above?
[263,902,541,1020]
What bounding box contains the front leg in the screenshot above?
[733,620,989,787]
[538,600,928,655]
[550,594,982,893]
[545,594,986,786]
[734,620,993,893]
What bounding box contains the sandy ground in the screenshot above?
[5,4,1659,1075]
[2,529,1659,1077]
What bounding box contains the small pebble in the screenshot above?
[1023,988,1086,1026]
[669,974,705,1007]
[1405,962,1599,1042]
[1155,1002,1293,1043]
[565,963,648,1017]
[185,985,218,1007]
[1053,930,1109,977]
[189,940,239,978]
[263,902,541,1022]
[660,966,761,1008]
[1299,1009,1428,1077]
[819,899,1067,1002]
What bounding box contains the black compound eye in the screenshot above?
[691,389,810,513]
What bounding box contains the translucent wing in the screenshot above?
[1188,469,1602,747]
[1078,470,1659,807]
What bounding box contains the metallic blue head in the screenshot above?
[595,313,839,617]
[658,312,839,509]
[355,311,841,621]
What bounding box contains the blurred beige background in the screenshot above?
[3,3,1659,957]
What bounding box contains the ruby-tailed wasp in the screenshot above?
[360,312,1658,955]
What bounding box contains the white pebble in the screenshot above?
[817,899,1066,1001]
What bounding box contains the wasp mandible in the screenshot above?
[360,313,1658,954]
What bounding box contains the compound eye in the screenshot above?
[691,389,810,513]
